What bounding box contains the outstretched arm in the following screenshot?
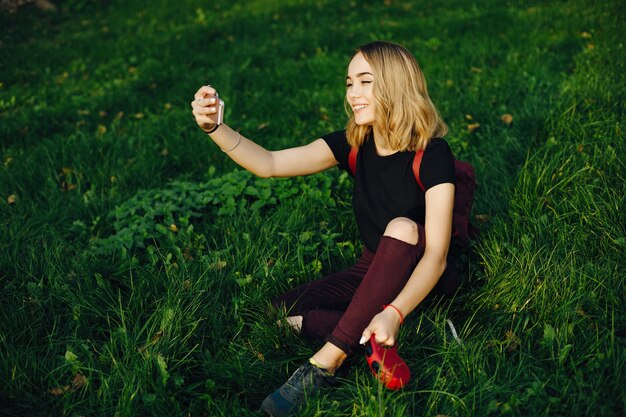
[191,85,337,178]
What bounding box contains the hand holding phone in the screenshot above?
[207,92,224,127]
[192,85,225,133]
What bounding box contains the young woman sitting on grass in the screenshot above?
[191,40,460,416]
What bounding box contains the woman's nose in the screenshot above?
[348,87,361,99]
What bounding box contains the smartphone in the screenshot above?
[209,96,225,126]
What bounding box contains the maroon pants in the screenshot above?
[272,231,460,355]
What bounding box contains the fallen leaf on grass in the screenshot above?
[59,167,79,192]
[61,182,77,192]
[71,374,87,391]
[48,386,68,396]
[475,214,490,223]
[467,122,480,133]
[581,31,592,39]
[7,194,17,205]
[138,330,165,353]
[151,330,164,343]
[501,113,513,125]
[48,374,87,396]
[470,67,482,73]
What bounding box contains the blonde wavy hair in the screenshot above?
[345,41,448,151]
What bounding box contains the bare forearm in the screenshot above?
[208,124,275,178]
[390,252,447,318]
[192,85,336,178]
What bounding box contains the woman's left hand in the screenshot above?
[359,308,403,347]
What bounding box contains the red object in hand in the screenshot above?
[364,334,411,390]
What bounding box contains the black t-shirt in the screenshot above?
[322,130,456,252]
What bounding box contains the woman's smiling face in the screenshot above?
[346,52,376,126]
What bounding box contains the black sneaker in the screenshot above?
[259,362,336,417]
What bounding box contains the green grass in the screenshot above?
[1,0,624,416]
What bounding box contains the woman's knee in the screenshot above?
[383,217,419,245]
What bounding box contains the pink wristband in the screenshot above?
[382,304,404,324]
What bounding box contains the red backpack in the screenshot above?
[348,147,476,246]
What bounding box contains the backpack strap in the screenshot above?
[412,150,425,191]
[348,147,358,175]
